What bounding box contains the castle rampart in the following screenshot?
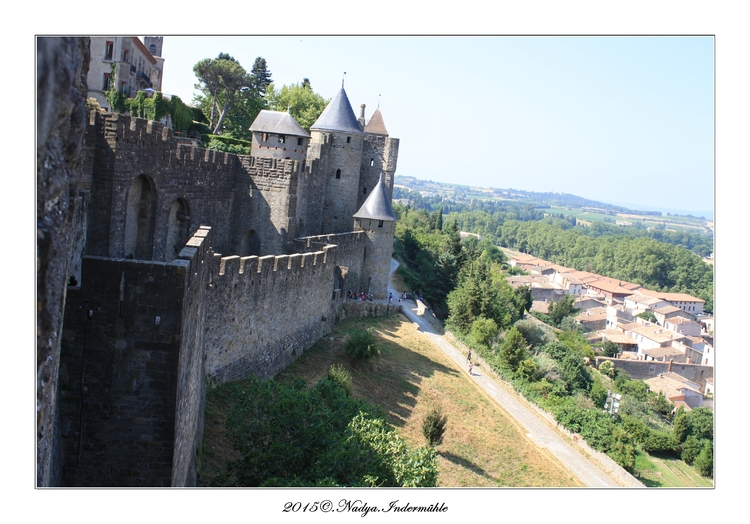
[47,60,400,487]
[204,243,340,385]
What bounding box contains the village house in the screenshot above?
[638,289,705,316]
[624,292,667,314]
[644,373,704,410]
[653,304,696,326]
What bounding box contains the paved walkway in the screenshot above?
[385,259,623,487]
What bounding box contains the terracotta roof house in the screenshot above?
[664,317,702,337]
[576,307,608,331]
[653,305,696,326]
[624,293,667,313]
[638,289,705,316]
[644,373,704,409]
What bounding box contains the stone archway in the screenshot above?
[239,229,261,256]
[123,175,156,259]
[165,198,190,261]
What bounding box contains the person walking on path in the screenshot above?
[468,361,474,375]
[467,348,472,363]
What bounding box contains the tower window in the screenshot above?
[347,136,351,144]
[378,220,384,228]
[297,137,304,146]
[278,135,286,144]
[262,132,268,142]
[104,41,114,61]
[370,159,374,166]
[336,169,341,179]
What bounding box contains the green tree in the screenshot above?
[193,54,252,133]
[694,441,713,478]
[169,95,194,133]
[422,407,448,447]
[266,82,329,132]
[547,295,578,326]
[601,340,620,358]
[249,57,273,96]
[498,326,528,372]
[470,317,498,348]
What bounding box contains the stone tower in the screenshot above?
[359,106,399,208]
[143,36,163,57]
[308,85,365,234]
[353,173,397,298]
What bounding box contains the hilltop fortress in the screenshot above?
[39,39,401,487]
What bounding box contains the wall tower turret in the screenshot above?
[308,85,365,234]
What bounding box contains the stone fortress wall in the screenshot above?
[52,80,399,486]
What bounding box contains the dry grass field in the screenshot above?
[199,313,581,487]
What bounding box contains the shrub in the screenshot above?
[470,317,498,348]
[345,328,380,361]
[598,360,615,379]
[694,442,713,478]
[516,358,537,381]
[422,407,448,447]
[326,364,352,396]
[514,319,553,348]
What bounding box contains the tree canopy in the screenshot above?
[266,81,329,132]
[193,53,270,135]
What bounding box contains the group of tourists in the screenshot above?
[346,290,374,301]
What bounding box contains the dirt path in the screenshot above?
[385,259,634,488]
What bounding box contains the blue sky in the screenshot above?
[160,35,714,218]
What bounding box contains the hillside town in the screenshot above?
[504,250,714,411]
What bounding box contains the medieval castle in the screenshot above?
[37,38,401,487]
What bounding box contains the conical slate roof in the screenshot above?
[364,108,388,136]
[310,86,364,135]
[249,110,310,137]
[353,174,397,222]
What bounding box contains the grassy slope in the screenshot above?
[199,313,580,487]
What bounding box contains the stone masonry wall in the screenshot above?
[170,227,212,486]
[235,155,300,255]
[60,256,187,486]
[59,227,214,487]
[294,231,368,294]
[204,245,340,385]
[37,36,91,487]
[318,133,364,234]
[596,357,713,390]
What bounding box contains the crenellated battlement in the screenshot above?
[294,231,367,253]
[211,244,336,283]
[98,110,173,145]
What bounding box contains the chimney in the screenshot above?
[668,359,673,372]
[358,103,366,128]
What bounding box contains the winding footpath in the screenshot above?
[385,259,629,488]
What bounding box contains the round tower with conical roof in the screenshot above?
[353,173,397,298]
[308,85,365,234]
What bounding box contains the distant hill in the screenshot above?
[394,176,707,221]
